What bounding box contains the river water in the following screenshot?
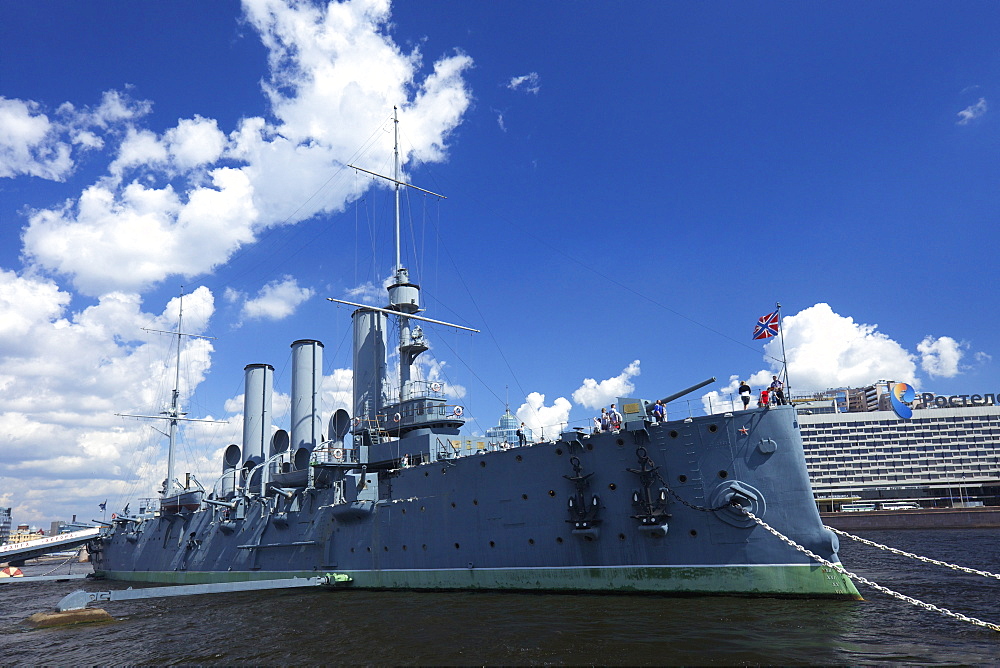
[2,528,998,665]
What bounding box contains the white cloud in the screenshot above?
[759,303,919,391]
[700,375,743,415]
[241,275,315,320]
[571,360,640,409]
[0,276,218,524]
[516,392,571,441]
[508,72,540,94]
[17,0,473,297]
[917,335,966,378]
[0,97,73,180]
[957,97,987,125]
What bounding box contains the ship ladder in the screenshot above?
[740,508,1000,633]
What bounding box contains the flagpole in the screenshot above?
[776,301,790,401]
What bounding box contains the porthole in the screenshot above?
[586,443,593,451]
[619,533,626,541]
[402,545,407,551]
[441,467,447,474]
[528,538,535,545]
[522,494,528,500]
[679,474,687,483]
[454,543,460,549]
[608,483,617,491]
[555,448,563,456]
[350,547,355,553]
[489,541,495,548]
[451,502,456,508]
[708,424,718,433]
[616,438,625,446]
[670,430,679,438]
[384,546,388,552]
[473,499,479,505]
[366,546,371,552]
[548,490,556,497]
[480,460,486,468]
[690,529,698,537]
[556,537,564,544]
[424,471,429,477]
[718,470,729,479]
[402,508,406,514]
[422,544,427,550]
[516,455,523,462]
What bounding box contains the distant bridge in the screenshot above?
[0,527,103,566]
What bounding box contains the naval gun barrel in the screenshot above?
[648,377,717,413]
[203,498,238,510]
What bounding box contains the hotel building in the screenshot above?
[794,385,1000,509]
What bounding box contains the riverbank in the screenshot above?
[821,506,1000,530]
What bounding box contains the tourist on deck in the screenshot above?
[759,388,770,409]
[651,399,666,422]
[609,403,623,430]
[600,407,611,431]
[517,423,527,447]
[770,376,785,405]
[738,381,752,409]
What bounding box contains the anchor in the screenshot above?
[627,447,671,536]
[563,456,602,539]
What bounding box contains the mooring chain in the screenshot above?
[741,508,1000,633]
[828,527,1000,581]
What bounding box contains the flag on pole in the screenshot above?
[753,312,780,340]
[99,500,107,511]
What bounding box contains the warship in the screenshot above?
[91,112,860,599]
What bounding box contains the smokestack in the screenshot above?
[290,339,324,455]
[352,309,387,428]
[242,363,274,466]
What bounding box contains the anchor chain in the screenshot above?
[827,527,1000,581]
[742,508,1000,633]
[643,453,735,513]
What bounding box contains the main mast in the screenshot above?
[164,291,185,497]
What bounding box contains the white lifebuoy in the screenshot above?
[430,382,442,393]
[393,412,401,423]
[111,513,117,519]
[453,405,464,416]
[353,417,361,426]
[332,448,344,460]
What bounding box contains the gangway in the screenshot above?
[0,527,103,566]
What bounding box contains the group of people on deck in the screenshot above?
[738,375,786,410]
[594,404,624,432]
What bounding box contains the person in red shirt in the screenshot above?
[759,388,770,408]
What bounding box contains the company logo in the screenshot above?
[890,382,915,419]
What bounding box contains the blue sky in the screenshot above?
[2,0,997,524]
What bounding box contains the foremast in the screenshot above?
[332,107,477,446]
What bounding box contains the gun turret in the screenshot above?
[647,377,717,414]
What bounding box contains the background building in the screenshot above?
[796,397,1000,510]
[0,507,11,545]
[485,408,531,447]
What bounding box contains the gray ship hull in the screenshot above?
[92,406,860,598]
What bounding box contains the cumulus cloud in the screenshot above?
[18,0,473,297]
[760,303,918,391]
[957,97,987,125]
[516,392,571,441]
[0,97,73,180]
[917,335,966,378]
[0,90,150,181]
[572,360,640,409]
[508,72,540,94]
[0,275,219,522]
[241,275,315,320]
